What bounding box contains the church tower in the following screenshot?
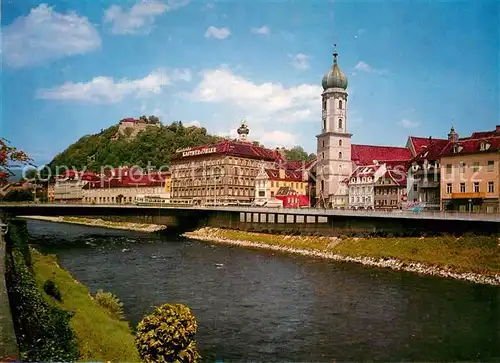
[316,45,352,208]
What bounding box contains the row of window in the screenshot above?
[173,187,253,197]
[174,167,259,179]
[350,176,373,184]
[375,199,398,206]
[321,99,344,110]
[350,186,373,194]
[84,196,134,203]
[445,160,495,174]
[322,119,344,131]
[350,196,372,203]
[173,177,254,187]
[321,139,343,148]
[375,188,399,195]
[445,182,495,194]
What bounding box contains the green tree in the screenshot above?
[284,146,315,162]
[135,303,201,363]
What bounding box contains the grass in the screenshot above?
[192,228,500,276]
[31,249,140,362]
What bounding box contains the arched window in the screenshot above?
[338,119,343,129]
[338,165,342,173]
[339,151,342,159]
[322,98,327,111]
[339,139,342,146]
[339,100,343,109]
[321,180,325,191]
[322,140,325,147]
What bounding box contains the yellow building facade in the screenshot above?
[440,136,499,213]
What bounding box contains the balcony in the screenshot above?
[451,192,485,199]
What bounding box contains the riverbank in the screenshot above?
[31,249,140,362]
[22,216,166,233]
[184,228,500,286]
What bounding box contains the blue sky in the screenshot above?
[2,0,499,166]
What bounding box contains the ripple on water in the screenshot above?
[25,220,500,362]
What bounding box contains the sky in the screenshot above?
[1,0,499,166]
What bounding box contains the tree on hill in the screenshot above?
[284,146,316,162]
[47,120,222,173]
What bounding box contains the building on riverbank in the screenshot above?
[53,170,99,204]
[315,46,414,209]
[439,126,500,213]
[82,169,170,204]
[170,120,303,206]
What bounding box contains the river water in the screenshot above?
[27,220,500,362]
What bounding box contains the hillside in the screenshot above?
[47,119,315,173]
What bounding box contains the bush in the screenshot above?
[94,289,124,320]
[5,249,79,361]
[135,303,201,363]
[43,279,62,301]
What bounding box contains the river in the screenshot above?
[27,220,500,362]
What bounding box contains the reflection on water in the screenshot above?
[28,220,500,361]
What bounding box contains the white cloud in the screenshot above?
[185,120,202,127]
[189,68,322,124]
[104,0,189,35]
[2,4,101,68]
[354,61,387,75]
[289,53,310,70]
[204,26,231,39]
[251,25,270,35]
[399,119,420,129]
[260,130,297,147]
[36,68,190,104]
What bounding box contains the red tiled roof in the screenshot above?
[410,138,450,164]
[57,170,99,181]
[349,164,382,179]
[173,140,282,162]
[83,174,165,189]
[470,126,500,139]
[408,136,448,155]
[351,144,412,166]
[265,168,303,181]
[440,136,500,156]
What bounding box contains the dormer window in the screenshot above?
[480,142,485,151]
[351,178,355,183]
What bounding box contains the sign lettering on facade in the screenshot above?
[182,147,217,157]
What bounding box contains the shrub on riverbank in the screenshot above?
[5,224,79,361]
[43,279,62,301]
[31,250,140,362]
[136,303,201,363]
[188,228,500,276]
[94,289,125,320]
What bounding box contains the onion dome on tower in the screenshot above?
[237,119,250,142]
[322,44,348,90]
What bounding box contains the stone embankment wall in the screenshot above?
[0,230,19,360]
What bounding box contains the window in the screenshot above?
[413,183,418,191]
[338,119,343,129]
[473,182,479,193]
[446,183,452,193]
[486,205,495,214]
[339,100,343,109]
[460,183,465,193]
[350,196,354,203]
[323,119,326,131]
[446,164,452,174]
[459,161,466,173]
[338,152,342,159]
[487,160,494,171]
[321,180,324,191]
[271,191,275,197]
[322,152,325,159]
[322,140,325,147]
[322,98,326,111]
[472,162,480,172]
[339,140,342,146]
[488,181,494,193]
[367,196,371,203]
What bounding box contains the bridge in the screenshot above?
[0,203,499,236]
